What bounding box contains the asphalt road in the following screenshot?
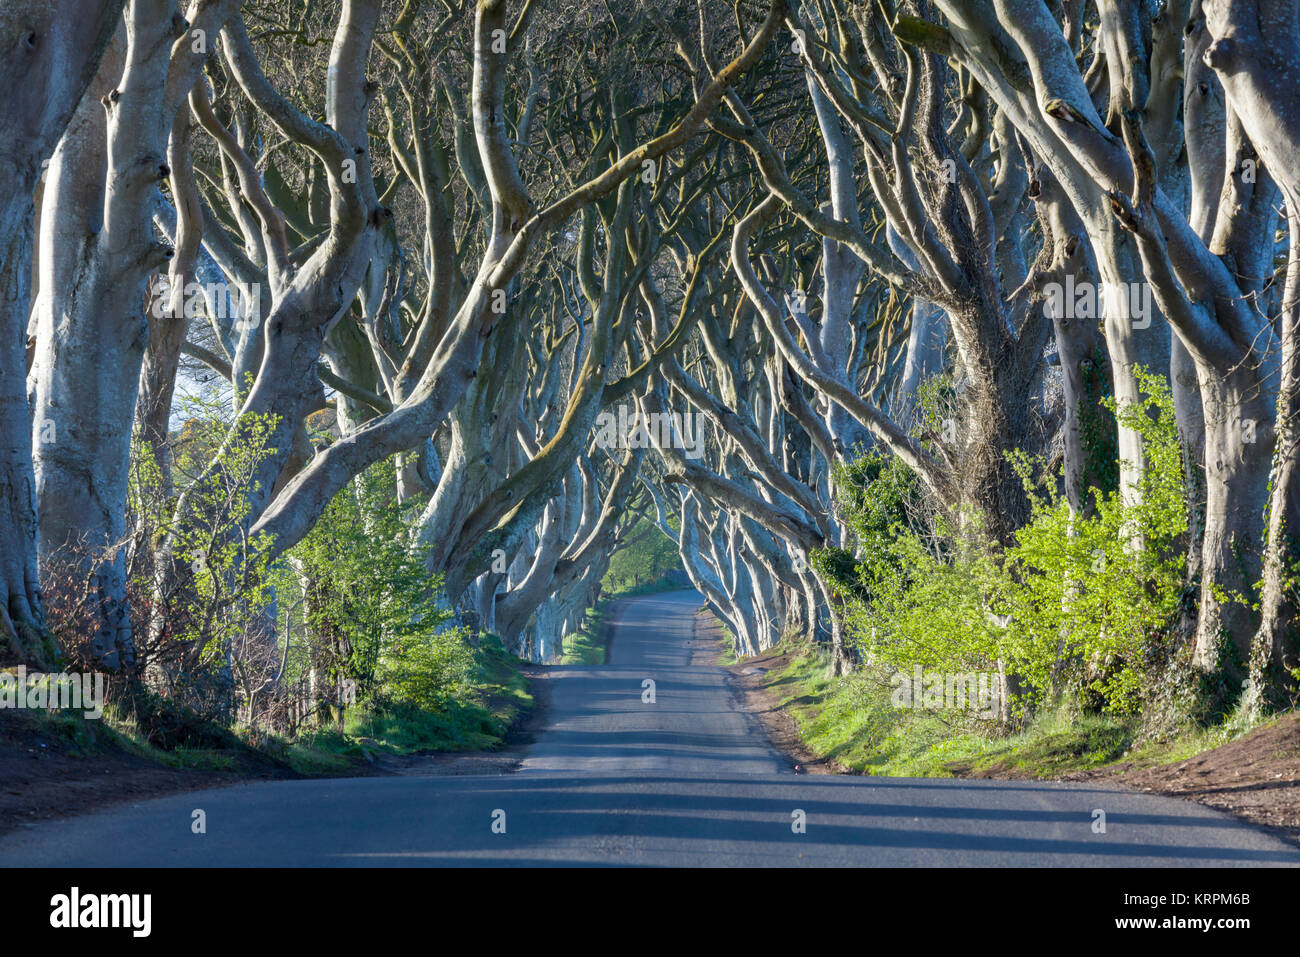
[1,590,1297,867]
[517,589,784,775]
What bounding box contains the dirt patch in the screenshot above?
[0,664,555,828]
[0,709,270,837]
[1060,712,1300,847]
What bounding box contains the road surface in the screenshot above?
[1,590,1296,866]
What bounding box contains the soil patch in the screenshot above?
[1062,712,1300,847]
[0,709,269,836]
[0,664,553,829]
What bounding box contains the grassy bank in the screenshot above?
[282,634,533,773]
[745,639,1278,779]
[558,605,611,665]
[4,634,535,779]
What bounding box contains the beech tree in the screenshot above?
[1,0,127,663]
[5,0,1299,730]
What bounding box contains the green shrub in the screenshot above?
[828,367,1187,718]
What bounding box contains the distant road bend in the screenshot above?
[1,590,1296,867]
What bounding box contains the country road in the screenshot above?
[1,590,1297,867]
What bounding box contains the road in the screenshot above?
[1,590,1296,866]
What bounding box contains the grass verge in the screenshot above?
[3,634,534,779]
[558,606,611,665]
[285,634,533,771]
[749,640,1283,779]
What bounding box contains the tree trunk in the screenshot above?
[0,0,125,663]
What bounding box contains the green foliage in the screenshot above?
[130,395,473,732]
[1003,367,1187,713]
[300,634,533,757]
[911,372,958,445]
[126,392,281,717]
[848,524,1009,673]
[817,449,927,603]
[601,518,683,594]
[276,457,472,714]
[830,367,1188,719]
[761,639,1279,780]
